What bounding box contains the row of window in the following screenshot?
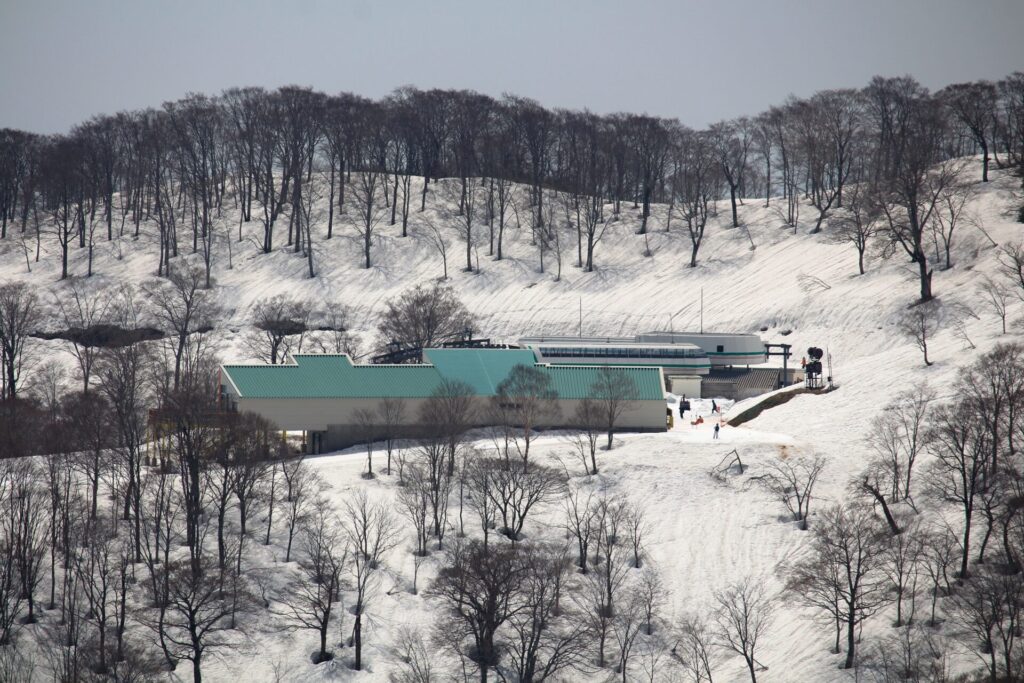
[536,346,708,360]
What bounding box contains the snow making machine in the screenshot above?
[804,347,825,389]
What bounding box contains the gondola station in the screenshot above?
[219,347,668,453]
[218,331,793,453]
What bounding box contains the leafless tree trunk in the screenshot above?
[0,282,41,400]
[713,578,774,682]
[278,499,346,663]
[343,491,398,671]
[761,453,827,530]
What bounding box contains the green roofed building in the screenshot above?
[219,348,667,453]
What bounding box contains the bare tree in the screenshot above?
[625,503,651,569]
[924,401,990,580]
[398,462,433,558]
[412,427,455,549]
[263,461,278,546]
[828,182,879,275]
[421,214,451,280]
[564,486,597,574]
[280,457,317,563]
[74,519,118,675]
[856,460,904,536]
[207,431,241,573]
[919,526,960,626]
[571,398,603,474]
[613,586,648,682]
[672,129,717,267]
[0,644,34,682]
[432,539,530,683]
[244,295,313,364]
[504,546,587,682]
[636,566,664,636]
[391,626,435,683]
[713,578,774,683]
[354,408,378,477]
[376,398,407,476]
[463,457,499,551]
[138,470,180,668]
[673,614,718,683]
[864,386,934,510]
[494,363,559,470]
[159,355,224,575]
[793,504,889,669]
[710,119,752,228]
[351,169,388,269]
[809,89,861,226]
[44,135,85,281]
[377,282,474,354]
[486,394,519,469]
[859,623,949,683]
[53,282,115,393]
[897,300,942,366]
[939,80,998,182]
[97,287,153,562]
[786,549,845,655]
[872,84,958,302]
[948,568,1024,680]
[928,174,974,270]
[163,94,224,289]
[438,178,485,272]
[32,359,67,421]
[761,452,827,529]
[156,556,239,683]
[999,242,1024,300]
[420,378,476,477]
[311,309,360,360]
[487,459,565,542]
[540,188,567,277]
[881,522,924,627]
[979,276,1012,334]
[577,498,631,668]
[0,282,41,400]
[590,366,641,450]
[141,263,218,390]
[0,508,24,646]
[279,499,346,664]
[229,414,278,540]
[343,490,399,671]
[296,151,325,279]
[63,390,113,519]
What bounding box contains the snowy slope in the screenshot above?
[1,159,1022,682]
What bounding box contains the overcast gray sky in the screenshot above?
[1,0,1022,134]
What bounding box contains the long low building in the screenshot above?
[525,340,711,374]
[519,332,766,368]
[219,348,668,453]
[635,332,766,367]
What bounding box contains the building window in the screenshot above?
[717,345,725,353]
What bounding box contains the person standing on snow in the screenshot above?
[713,423,720,439]
[711,399,718,414]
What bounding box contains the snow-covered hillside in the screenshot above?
[2,159,1022,682]
[1,160,1018,367]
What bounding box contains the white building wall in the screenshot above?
[668,375,702,398]
[233,395,667,450]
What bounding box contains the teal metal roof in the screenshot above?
[421,348,539,395]
[544,365,665,400]
[221,350,664,401]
